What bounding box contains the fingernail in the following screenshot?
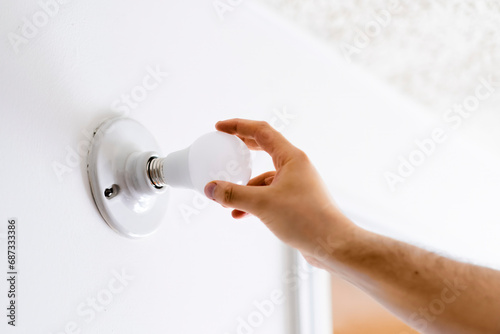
[204,182,217,200]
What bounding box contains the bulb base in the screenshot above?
[147,157,166,188]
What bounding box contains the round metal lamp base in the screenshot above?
[87,117,169,238]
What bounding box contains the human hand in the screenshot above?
[204,119,355,266]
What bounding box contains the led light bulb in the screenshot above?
[148,132,252,194]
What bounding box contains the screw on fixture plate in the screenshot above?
[104,184,119,199]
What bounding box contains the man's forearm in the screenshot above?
[321,224,500,334]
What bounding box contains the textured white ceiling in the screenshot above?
[254,0,500,155]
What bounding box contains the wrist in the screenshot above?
[309,213,369,273]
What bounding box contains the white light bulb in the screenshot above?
[159,132,252,194]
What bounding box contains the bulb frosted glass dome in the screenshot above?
[162,132,252,194]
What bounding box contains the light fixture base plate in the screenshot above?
[87,117,169,238]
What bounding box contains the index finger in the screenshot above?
[216,118,299,168]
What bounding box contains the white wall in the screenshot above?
[0,1,294,333]
[1,1,499,333]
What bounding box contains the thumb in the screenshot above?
[204,181,265,214]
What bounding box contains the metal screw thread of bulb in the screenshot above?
[147,157,167,188]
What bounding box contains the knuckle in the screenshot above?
[233,119,242,132]
[256,122,273,142]
[259,120,270,128]
[294,149,310,162]
[222,185,235,205]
